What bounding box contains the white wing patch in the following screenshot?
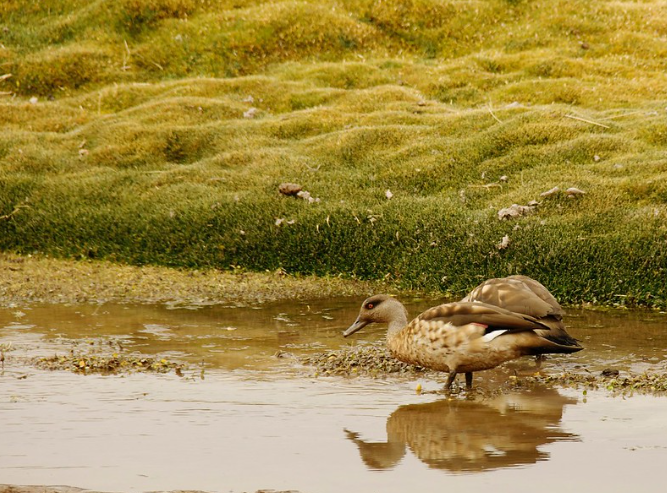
[482,329,507,342]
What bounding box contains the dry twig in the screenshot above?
[565,114,610,128]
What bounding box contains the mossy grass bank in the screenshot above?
[1,1,667,307]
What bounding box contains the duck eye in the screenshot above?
[366,302,374,309]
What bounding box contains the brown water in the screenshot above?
[1,299,667,493]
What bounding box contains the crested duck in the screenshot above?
[344,294,582,391]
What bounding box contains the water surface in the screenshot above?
[1,299,667,493]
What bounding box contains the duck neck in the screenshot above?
[386,305,409,342]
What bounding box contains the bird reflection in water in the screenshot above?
[344,387,579,472]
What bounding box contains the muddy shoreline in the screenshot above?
[0,253,380,306]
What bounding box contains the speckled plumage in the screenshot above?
[344,292,582,391]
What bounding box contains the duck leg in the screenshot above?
[465,372,473,389]
[535,354,546,369]
[445,371,457,391]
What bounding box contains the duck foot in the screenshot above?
[442,371,476,395]
[465,372,473,389]
[444,370,457,390]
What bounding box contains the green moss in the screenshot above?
[2,0,667,307]
[11,45,113,96]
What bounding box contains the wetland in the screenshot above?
[2,275,667,493]
[4,1,667,491]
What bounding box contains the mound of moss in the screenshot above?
[1,1,666,307]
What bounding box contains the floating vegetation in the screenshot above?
[520,371,667,396]
[301,345,667,397]
[34,352,186,376]
[300,344,432,378]
[475,369,667,397]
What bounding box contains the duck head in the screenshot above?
[343,294,407,337]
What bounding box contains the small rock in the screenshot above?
[296,190,320,203]
[498,203,534,220]
[601,368,620,378]
[540,186,560,198]
[243,107,257,118]
[594,155,601,162]
[499,175,508,182]
[275,218,295,226]
[29,96,38,104]
[278,183,302,196]
[385,189,393,200]
[566,187,586,197]
[242,95,254,103]
[497,235,511,250]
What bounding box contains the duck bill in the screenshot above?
[343,318,369,337]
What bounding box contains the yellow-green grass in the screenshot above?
[1,0,667,306]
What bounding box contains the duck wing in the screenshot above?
[418,301,551,334]
[462,276,563,319]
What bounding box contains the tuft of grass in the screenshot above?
[1,1,667,307]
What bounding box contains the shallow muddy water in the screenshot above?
[2,298,667,493]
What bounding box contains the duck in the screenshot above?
[343,294,582,391]
[461,275,581,358]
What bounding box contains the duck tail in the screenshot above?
[537,338,583,354]
[534,319,582,352]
